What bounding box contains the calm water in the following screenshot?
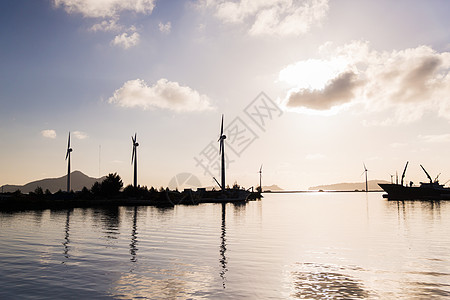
[1,192,450,299]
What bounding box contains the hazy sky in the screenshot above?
[1,0,449,190]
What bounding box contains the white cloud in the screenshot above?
[55,0,155,49]
[41,129,57,139]
[73,131,88,140]
[53,0,156,18]
[280,41,450,124]
[90,18,122,32]
[111,32,140,49]
[199,0,329,37]
[108,78,213,112]
[159,22,171,34]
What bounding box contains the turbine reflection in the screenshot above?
[219,203,228,288]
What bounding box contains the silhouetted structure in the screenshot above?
[131,133,139,188]
[258,164,263,193]
[362,163,368,192]
[379,163,450,200]
[218,115,226,191]
[66,132,73,192]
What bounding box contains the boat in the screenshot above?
[379,162,450,200]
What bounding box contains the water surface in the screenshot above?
[1,192,449,299]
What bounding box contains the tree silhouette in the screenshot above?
[91,181,101,196]
[100,173,123,197]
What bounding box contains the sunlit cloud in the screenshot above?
[41,129,57,139]
[158,22,171,34]
[199,0,329,37]
[286,71,363,110]
[111,31,140,49]
[73,131,88,140]
[108,78,213,112]
[280,41,450,123]
[53,0,156,18]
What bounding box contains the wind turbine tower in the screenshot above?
[65,132,73,192]
[131,133,139,187]
[363,163,368,192]
[218,115,227,191]
[258,164,263,193]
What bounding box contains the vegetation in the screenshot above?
[0,173,258,210]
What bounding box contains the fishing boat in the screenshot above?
[379,162,450,200]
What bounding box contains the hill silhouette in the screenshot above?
[1,171,106,193]
[309,180,389,191]
[262,184,283,191]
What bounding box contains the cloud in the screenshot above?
[108,78,213,112]
[53,0,156,18]
[199,0,329,37]
[73,131,88,140]
[286,71,363,110]
[111,31,140,49]
[280,41,450,123]
[54,0,155,49]
[89,18,122,32]
[159,22,171,34]
[41,129,57,139]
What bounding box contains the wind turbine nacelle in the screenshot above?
[134,143,139,147]
[68,148,73,153]
[222,135,226,140]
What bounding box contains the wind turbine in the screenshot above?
[218,115,227,191]
[65,132,73,192]
[362,163,368,192]
[258,164,263,193]
[131,133,139,188]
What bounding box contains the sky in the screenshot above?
[1,0,450,190]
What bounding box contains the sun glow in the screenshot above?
[278,58,349,90]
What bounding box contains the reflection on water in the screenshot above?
[129,207,138,263]
[63,209,72,261]
[290,263,371,299]
[1,193,450,299]
[219,203,228,289]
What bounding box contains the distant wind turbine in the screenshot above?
[218,115,227,191]
[131,133,139,187]
[258,164,263,193]
[65,132,73,192]
[362,163,368,192]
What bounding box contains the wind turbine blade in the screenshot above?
[134,133,137,143]
[132,146,135,164]
[220,114,224,137]
[219,140,223,154]
[68,132,71,149]
[363,163,367,171]
[260,164,263,173]
[66,149,69,160]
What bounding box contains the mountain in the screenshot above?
[1,171,106,193]
[262,184,283,191]
[309,180,390,191]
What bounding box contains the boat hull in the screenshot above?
[378,183,450,200]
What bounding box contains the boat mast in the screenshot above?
[400,161,408,186]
